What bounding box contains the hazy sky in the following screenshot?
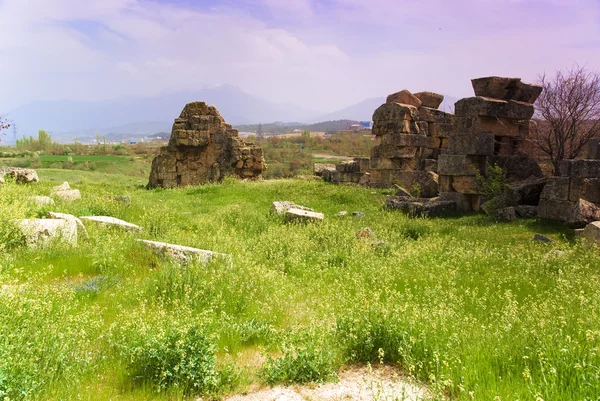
[1,0,599,113]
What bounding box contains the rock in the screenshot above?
[313,163,336,176]
[438,155,482,176]
[30,196,55,206]
[568,199,600,228]
[0,176,4,184]
[515,205,538,218]
[358,172,371,186]
[79,216,142,232]
[386,89,422,108]
[352,211,365,218]
[3,168,39,184]
[471,77,542,104]
[386,196,456,217]
[559,160,600,178]
[494,206,517,221]
[113,195,132,205]
[270,201,313,215]
[284,208,324,223]
[588,138,600,160]
[337,211,348,217]
[147,102,266,188]
[355,227,375,240]
[138,239,230,265]
[47,212,88,238]
[413,91,444,109]
[506,177,548,206]
[53,181,71,191]
[582,221,600,245]
[19,218,77,247]
[336,160,361,173]
[454,97,535,120]
[53,189,81,202]
[447,133,495,156]
[394,184,413,198]
[574,228,585,238]
[485,155,544,181]
[533,233,553,243]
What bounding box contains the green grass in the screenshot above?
[1,169,599,400]
[39,155,127,162]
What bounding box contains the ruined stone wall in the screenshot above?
[438,77,544,211]
[148,102,266,188]
[367,90,454,196]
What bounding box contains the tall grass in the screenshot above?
[0,171,599,400]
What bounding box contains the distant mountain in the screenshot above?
[310,95,460,123]
[6,85,318,142]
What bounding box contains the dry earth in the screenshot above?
[218,365,428,401]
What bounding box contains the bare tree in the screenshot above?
[535,64,600,174]
[0,114,10,142]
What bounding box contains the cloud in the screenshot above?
[0,0,599,114]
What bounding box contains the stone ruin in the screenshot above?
[538,139,600,226]
[323,90,453,197]
[437,77,544,211]
[148,102,266,188]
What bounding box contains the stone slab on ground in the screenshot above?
[2,168,39,184]
[47,212,88,238]
[313,163,336,176]
[80,216,142,231]
[30,196,55,206]
[223,365,427,401]
[138,239,230,265]
[53,189,81,202]
[284,208,324,223]
[583,221,600,245]
[19,218,77,247]
[270,201,313,215]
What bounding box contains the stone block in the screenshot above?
[455,96,535,120]
[373,102,418,122]
[439,191,472,211]
[138,239,229,265]
[485,155,543,180]
[454,116,533,137]
[471,77,542,104]
[506,177,548,205]
[538,199,575,221]
[540,177,570,201]
[372,119,420,136]
[285,208,324,223]
[583,221,600,245]
[386,90,422,107]
[438,175,453,192]
[568,198,600,227]
[381,133,440,148]
[429,122,454,138]
[447,132,495,155]
[569,177,600,203]
[424,159,437,172]
[588,138,600,160]
[336,160,361,173]
[372,144,419,159]
[515,205,538,218]
[414,92,444,109]
[438,155,484,176]
[314,163,336,176]
[3,168,39,184]
[494,207,517,221]
[20,218,78,247]
[418,107,454,124]
[451,176,479,194]
[80,216,142,232]
[567,160,600,178]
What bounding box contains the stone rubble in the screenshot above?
[138,239,230,265]
[19,218,77,247]
[79,216,142,232]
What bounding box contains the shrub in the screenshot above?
[477,164,510,215]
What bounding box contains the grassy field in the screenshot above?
[1,169,600,400]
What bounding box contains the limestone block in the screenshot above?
[451,176,479,194]
[80,216,142,232]
[30,196,55,206]
[47,211,88,238]
[447,133,495,155]
[53,189,81,202]
[369,156,419,171]
[372,144,419,159]
[372,119,420,136]
[540,177,570,201]
[471,77,542,104]
[506,177,548,206]
[3,168,39,184]
[583,221,600,245]
[588,138,600,160]
[485,155,543,180]
[372,103,418,123]
[429,122,454,138]
[284,208,324,223]
[19,218,77,247]
[564,160,600,178]
[455,97,535,120]
[438,155,484,176]
[515,205,538,218]
[439,191,472,211]
[386,90,422,107]
[314,163,336,176]
[414,92,444,109]
[381,133,440,148]
[494,207,517,221]
[454,116,533,137]
[138,239,229,265]
[424,159,437,172]
[568,199,600,227]
[569,178,600,203]
[418,107,454,124]
[538,199,575,221]
[336,160,361,173]
[438,175,453,192]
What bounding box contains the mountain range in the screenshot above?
[3,85,459,143]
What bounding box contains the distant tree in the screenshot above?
[256,123,264,140]
[535,64,600,174]
[0,114,10,142]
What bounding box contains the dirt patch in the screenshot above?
[221,365,427,401]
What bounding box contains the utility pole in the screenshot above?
[257,123,264,140]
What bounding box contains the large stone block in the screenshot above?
[455,97,535,120]
[439,192,472,211]
[386,90,422,107]
[372,144,419,159]
[454,116,533,137]
[447,133,495,155]
[588,138,600,160]
[583,221,600,245]
[369,156,419,170]
[485,155,543,181]
[429,122,454,138]
[471,77,543,104]
[568,199,600,227]
[418,107,454,124]
[538,199,575,221]
[506,177,548,206]
[373,102,419,122]
[336,160,361,173]
[566,160,600,178]
[372,119,420,136]
[414,92,444,109]
[539,177,570,201]
[380,133,440,148]
[438,155,484,176]
[451,176,479,194]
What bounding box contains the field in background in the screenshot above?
[1,167,599,400]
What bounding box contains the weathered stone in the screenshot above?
[451,176,479,194]
[538,199,575,221]
[394,185,413,198]
[506,177,548,206]
[588,138,600,160]
[455,97,535,120]
[3,168,39,184]
[270,201,313,215]
[560,160,600,178]
[515,205,538,218]
[418,107,454,124]
[336,160,361,173]
[53,189,81,202]
[540,177,570,201]
[113,195,132,205]
[574,228,585,238]
[568,199,600,227]
[372,144,419,159]
[455,116,533,137]
[439,192,472,211]
[47,211,88,238]
[358,172,371,186]
[429,122,454,138]
[30,196,55,206]
[138,239,230,265]
[582,221,600,245]
[19,218,77,247]
[284,208,324,223]
[471,77,542,104]
[148,102,265,188]
[372,119,420,136]
[438,155,483,176]
[533,233,553,243]
[321,168,339,182]
[372,103,419,126]
[369,156,419,171]
[423,159,437,172]
[485,155,543,181]
[494,206,517,221]
[569,177,600,203]
[53,181,71,191]
[314,163,336,176]
[386,90,422,108]
[380,133,439,148]
[447,133,495,156]
[352,211,365,218]
[385,196,456,217]
[413,92,444,109]
[80,216,142,232]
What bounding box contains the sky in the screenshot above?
[0,0,599,113]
